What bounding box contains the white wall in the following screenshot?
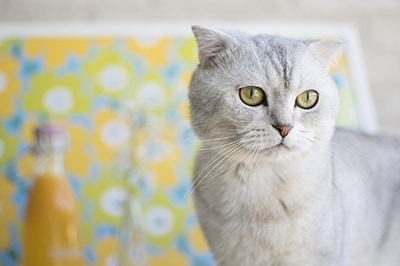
[1,0,399,136]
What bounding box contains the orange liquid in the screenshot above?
[21,174,85,266]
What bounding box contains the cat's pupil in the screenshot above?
[250,89,254,98]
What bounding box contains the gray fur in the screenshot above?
[188,26,400,266]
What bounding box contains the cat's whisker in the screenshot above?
[232,146,260,203]
[312,135,322,141]
[167,131,248,154]
[186,146,242,202]
[197,139,243,151]
[305,137,315,144]
[179,142,244,204]
[194,142,242,181]
[177,137,235,149]
[192,134,243,143]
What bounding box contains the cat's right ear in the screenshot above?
[308,39,345,71]
[192,26,234,68]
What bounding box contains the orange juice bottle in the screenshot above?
[21,124,85,266]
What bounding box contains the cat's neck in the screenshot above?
[231,146,334,220]
[250,144,332,180]
[195,143,334,221]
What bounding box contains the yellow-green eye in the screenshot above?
[239,86,266,106]
[296,90,319,109]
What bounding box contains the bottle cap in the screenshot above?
[33,124,68,152]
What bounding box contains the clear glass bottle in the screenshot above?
[21,124,84,266]
[116,101,148,266]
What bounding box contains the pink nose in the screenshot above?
[272,125,293,138]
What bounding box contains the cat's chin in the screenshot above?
[255,143,311,162]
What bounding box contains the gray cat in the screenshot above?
[188,25,400,266]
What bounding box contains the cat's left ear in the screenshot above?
[308,39,345,71]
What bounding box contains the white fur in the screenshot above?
[189,26,400,266]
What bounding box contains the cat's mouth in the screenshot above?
[276,141,288,147]
[273,142,291,151]
[256,141,292,158]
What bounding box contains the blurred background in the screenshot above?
[0,1,399,266]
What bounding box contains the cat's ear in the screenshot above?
[308,39,345,71]
[192,25,235,68]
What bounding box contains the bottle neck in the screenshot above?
[32,148,65,178]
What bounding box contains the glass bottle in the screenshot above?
[21,124,84,266]
[116,101,148,266]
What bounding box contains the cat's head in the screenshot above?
[189,26,343,161]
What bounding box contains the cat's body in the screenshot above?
[188,26,400,266]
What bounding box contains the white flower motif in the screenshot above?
[100,119,130,148]
[137,82,166,109]
[43,86,73,114]
[100,187,128,217]
[144,206,174,237]
[98,65,129,92]
[137,138,170,163]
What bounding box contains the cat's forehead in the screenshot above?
[235,35,306,91]
[249,35,306,65]
[252,34,304,50]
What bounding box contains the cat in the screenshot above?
[188,25,400,266]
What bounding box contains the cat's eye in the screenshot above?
[239,86,266,106]
[296,90,319,109]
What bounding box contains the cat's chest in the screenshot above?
[214,162,322,221]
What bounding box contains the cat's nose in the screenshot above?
[272,125,293,138]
